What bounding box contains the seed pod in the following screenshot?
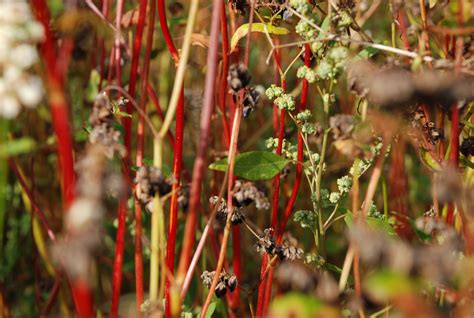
[215,281,227,298]
[226,275,238,292]
[228,63,251,93]
[460,137,474,157]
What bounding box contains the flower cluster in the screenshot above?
[265,84,296,111]
[201,270,238,298]
[296,65,317,83]
[316,47,350,80]
[266,137,298,161]
[295,16,320,42]
[337,175,353,194]
[289,0,312,14]
[0,1,44,118]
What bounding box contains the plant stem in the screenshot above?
[110,0,126,315]
[134,1,156,314]
[176,0,222,307]
[200,103,243,318]
[180,172,229,302]
[219,3,231,145]
[32,2,94,316]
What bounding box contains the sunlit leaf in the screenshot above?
[230,23,289,52]
[344,213,397,236]
[0,138,36,158]
[269,293,339,318]
[209,151,290,181]
[364,271,415,302]
[419,149,442,172]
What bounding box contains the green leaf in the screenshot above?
[364,271,415,302]
[204,302,216,318]
[419,149,442,172]
[311,16,331,52]
[230,23,289,52]
[344,213,397,236]
[356,46,379,60]
[209,151,290,181]
[0,138,36,158]
[269,293,339,318]
[115,111,132,118]
[86,69,100,102]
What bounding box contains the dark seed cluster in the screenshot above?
[209,196,246,224]
[135,166,172,208]
[460,137,474,157]
[232,180,270,210]
[228,63,251,93]
[88,94,126,159]
[255,229,303,261]
[201,270,238,298]
[227,63,261,118]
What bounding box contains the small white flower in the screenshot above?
[3,65,22,84]
[0,3,31,24]
[10,44,38,69]
[0,93,21,118]
[26,21,45,41]
[16,75,43,107]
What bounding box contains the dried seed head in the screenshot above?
[135,166,172,207]
[226,275,238,292]
[460,137,474,157]
[277,233,304,261]
[201,270,215,288]
[230,207,245,225]
[228,63,251,93]
[232,180,270,210]
[242,86,261,117]
[178,188,189,211]
[329,114,355,140]
[215,281,228,298]
[255,228,278,255]
[88,94,126,158]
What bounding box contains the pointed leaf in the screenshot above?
[230,23,289,52]
[209,151,290,181]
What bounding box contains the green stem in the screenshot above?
[0,119,8,257]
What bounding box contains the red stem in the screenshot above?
[447,0,464,225]
[256,46,285,318]
[98,0,110,90]
[176,0,222,295]
[133,1,156,314]
[110,0,126,316]
[219,3,231,145]
[125,0,149,160]
[277,44,311,240]
[156,0,185,316]
[32,2,94,316]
